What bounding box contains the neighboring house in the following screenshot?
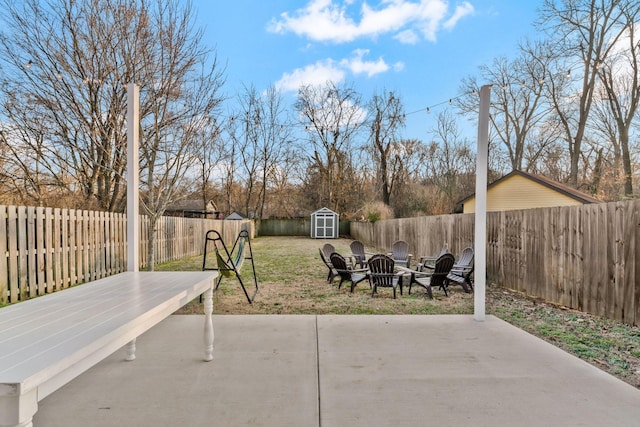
[164,199,222,219]
[456,170,601,214]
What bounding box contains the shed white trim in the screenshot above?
[311,207,339,239]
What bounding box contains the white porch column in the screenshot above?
[127,83,140,272]
[474,84,491,321]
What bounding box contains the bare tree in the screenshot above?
[227,85,291,219]
[267,145,305,218]
[422,111,475,214]
[537,0,630,187]
[295,81,365,214]
[255,86,293,219]
[0,117,75,206]
[367,89,406,207]
[191,117,224,213]
[0,0,142,210]
[0,0,225,270]
[136,4,224,270]
[459,48,553,172]
[593,7,640,197]
[228,88,261,218]
[219,115,240,216]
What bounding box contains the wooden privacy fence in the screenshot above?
[351,199,640,326]
[257,218,351,236]
[0,205,253,304]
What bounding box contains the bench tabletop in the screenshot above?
[0,271,216,395]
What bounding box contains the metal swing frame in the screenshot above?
[202,229,258,303]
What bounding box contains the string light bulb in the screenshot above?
[25,60,33,69]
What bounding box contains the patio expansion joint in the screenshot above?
[315,315,322,427]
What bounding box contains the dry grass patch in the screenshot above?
[157,236,473,315]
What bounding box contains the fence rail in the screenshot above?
[351,199,640,326]
[0,205,252,304]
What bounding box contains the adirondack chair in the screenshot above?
[367,254,403,299]
[389,240,412,268]
[399,253,455,299]
[322,243,336,260]
[330,252,368,292]
[350,240,368,268]
[319,248,338,283]
[447,247,474,293]
[418,243,449,270]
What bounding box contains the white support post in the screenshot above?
[127,83,140,273]
[474,84,491,321]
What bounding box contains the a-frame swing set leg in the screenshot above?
[202,229,258,304]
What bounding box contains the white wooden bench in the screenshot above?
[0,271,217,427]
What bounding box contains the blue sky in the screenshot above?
[191,0,542,141]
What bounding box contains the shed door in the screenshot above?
[316,214,334,238]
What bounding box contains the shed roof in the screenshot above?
[225,211,245,220]
[311,207,338,215]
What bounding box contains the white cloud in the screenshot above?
[394,29,420,44]
[340,49,389,76]
[274,59,346,92]
[267,0,360,43]
[275,50,403,93]
[392,61,405,71]
[443,2,474,30]
[268,0,473,44]
[414,0,448,41]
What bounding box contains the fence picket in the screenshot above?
[61,208,69,290]
[27,207,36,298]
[622,201,635,325]
[35,208,45,295]
[69,209,77,285]
[17,207,28,300]
[7,207,18,302]
[0,206,7,304]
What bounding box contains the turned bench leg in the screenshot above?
[203,287,214,362]
[0,388,37,427]
[125,338,137,361]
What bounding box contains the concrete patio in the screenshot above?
[35,314,640,426]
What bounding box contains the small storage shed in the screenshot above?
[311,207,339,239]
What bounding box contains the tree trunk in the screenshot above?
[147,219,157,272]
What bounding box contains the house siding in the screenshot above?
[463,174,584,213]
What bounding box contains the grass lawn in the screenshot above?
[156,235,640,389]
